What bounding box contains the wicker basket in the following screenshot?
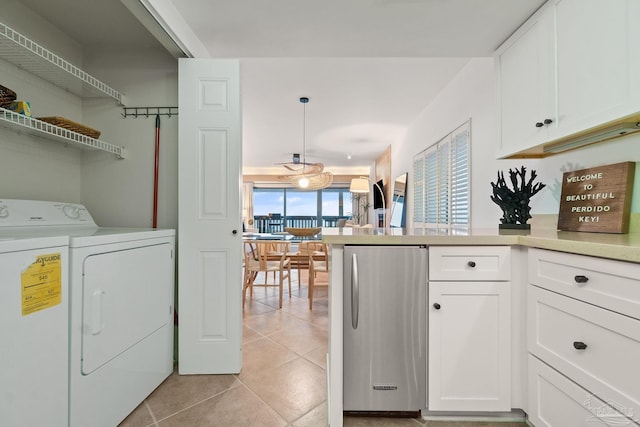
[0,84,17,108]
[37,116,101,139]
[285,227,322,237]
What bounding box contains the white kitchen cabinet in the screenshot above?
[553,0,639,140]
[496,0,640,158]
[527,249,640,426]
[428,247,512,412]
[497,5,555,156]
[528,355,634,427]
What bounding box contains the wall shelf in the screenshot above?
[0,22,125,104]
[0,108,126,158]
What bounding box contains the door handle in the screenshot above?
[351,253,359,329]
[91,290,105,335]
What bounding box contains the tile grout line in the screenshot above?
[232,374,290,425]
[150,380,243,425]
[286,399,328,427]
[143,401,159,427]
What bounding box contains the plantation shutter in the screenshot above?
[424,149,438,224]
[412,120,471,229]
[413,155,425,223]
[437,139,449,224]
[450,126,470,225]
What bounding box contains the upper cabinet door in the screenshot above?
[496,6,555,158]
[496,0,640,158]
[553,0,637,139]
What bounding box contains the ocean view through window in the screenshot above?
[252,186,351,232]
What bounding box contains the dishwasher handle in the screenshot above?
[351,252,359,329]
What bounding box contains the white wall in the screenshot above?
[394,58,640,229]
[524,134,640,215]
[0,2,178,229]
[0,0,84,202]
[81,49,178,228]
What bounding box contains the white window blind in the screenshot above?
[413,120,471,229]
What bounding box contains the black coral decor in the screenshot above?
[490,166,545,226]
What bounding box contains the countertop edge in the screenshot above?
[323,231,640,263]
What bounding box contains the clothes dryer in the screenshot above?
[68,225,175,427]
[0,199,175,427]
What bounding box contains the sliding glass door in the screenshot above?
[252,186,351,231]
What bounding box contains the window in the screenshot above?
[413,120,470,229]
[252,186,351,232]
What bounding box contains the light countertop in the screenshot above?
[322,221,640,263]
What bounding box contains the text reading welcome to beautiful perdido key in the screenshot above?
[558,162,635,233]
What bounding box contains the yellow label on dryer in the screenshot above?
[21,252,62,316]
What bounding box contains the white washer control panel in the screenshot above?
[0,199,97,227]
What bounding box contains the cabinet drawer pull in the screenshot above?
[433,303,441,310]
[467,261,476,268]
[574,275,589,284]
[535,122,544,128]
[543,118,553,125]
[573,341,588,350]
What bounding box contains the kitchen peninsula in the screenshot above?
[323,218,640,426]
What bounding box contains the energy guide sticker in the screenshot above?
[21,253,62,316]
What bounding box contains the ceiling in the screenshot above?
[19,0,545,175]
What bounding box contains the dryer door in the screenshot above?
[81,243,172,374]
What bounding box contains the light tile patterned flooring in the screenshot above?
[119,270,528,427]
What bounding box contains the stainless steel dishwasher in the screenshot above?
[343,245,427,417]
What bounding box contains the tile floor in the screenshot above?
[119,270,528,427]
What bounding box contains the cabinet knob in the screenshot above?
[467,261,476,268]
[544,118,553,125]
[573,341,588,350]
[535,122,544,128]
[232,229,238,235]
[433,303,441,310]
[574,275,589,284]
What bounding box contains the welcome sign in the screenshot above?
[558,162,635,233]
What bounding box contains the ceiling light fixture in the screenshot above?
[277,97,333,190]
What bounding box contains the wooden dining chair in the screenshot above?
[308,243,329,310]
[289,241,325,288]
[243,240,292,309]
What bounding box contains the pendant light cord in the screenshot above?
[300,96,309,173]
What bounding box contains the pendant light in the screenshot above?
[277,97,333,190]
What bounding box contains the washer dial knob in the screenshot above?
[62,204,81,219]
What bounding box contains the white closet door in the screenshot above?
[178,58,242,374]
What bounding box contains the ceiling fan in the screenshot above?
[277,97,333,190]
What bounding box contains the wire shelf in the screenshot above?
[0,108,126,158]
[0,22,124,103]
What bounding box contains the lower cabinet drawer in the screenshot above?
[528,285,640,421]
[528,355,637,426]
[429,246,511,281]
[528,248,640,320]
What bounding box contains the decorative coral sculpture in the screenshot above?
[490,166,545,228]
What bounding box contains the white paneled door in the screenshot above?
[178,59,242,374]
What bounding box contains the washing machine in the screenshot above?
[0,225,69,427]
[0,199,176,427]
